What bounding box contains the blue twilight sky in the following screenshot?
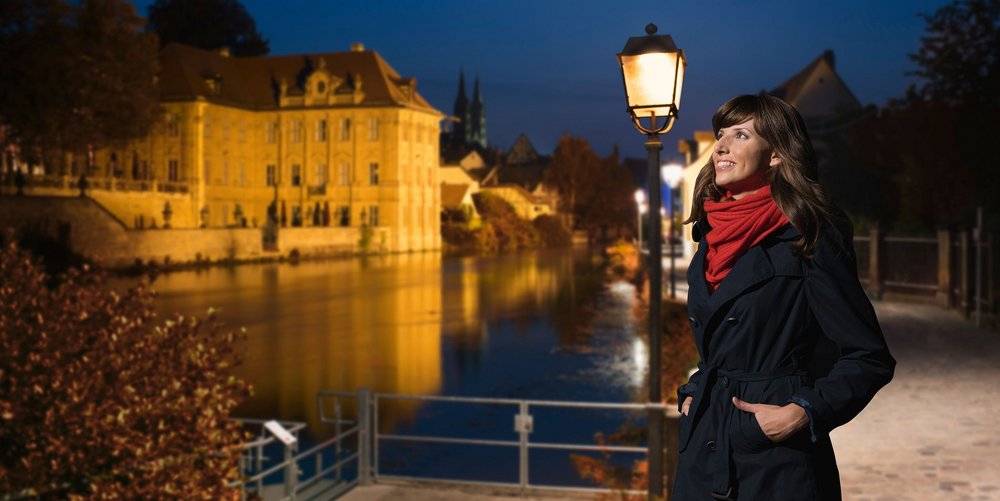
[131,0,953,161]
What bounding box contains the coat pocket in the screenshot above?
[730,411,773,454]
[677,408,694,453]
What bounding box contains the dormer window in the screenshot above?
[317,81,326,94]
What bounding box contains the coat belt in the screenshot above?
[687,363,808,500]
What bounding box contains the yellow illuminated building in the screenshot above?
[61,42,442,253]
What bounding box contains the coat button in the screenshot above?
[726,317,739,325]
[706,440,717,451]
[719,376,729,388]
[689,316,698,327]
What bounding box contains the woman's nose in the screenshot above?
[715,137,729,153]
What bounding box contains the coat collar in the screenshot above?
[689,220,794,329]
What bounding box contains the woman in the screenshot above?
[672,94,895,500]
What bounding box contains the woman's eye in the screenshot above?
[736,132,748,139]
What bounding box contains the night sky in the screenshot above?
[131,0,954,162]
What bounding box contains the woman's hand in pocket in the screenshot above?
[681,396,693,416]
[732,396,808,443]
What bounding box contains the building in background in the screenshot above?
[5,42,443,254]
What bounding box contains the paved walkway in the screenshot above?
[832,301,1000,501]
[342,300,1000,500]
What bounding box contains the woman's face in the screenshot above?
[713,117,780,199]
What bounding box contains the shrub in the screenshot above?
[0,236,250,499]
[533,215,571,248]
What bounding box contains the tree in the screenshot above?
[0,234,250,498]
[0,0,160,173]
[147,0,269,57]
[903,0,1000,227]
[544,133,602,229]
[909,0,1000,107]
[544,135,636,238]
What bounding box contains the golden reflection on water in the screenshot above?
[145,250,579,435]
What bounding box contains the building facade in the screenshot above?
[31,42,443,253]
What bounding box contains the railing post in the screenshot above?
[937,227,952,308]
[960,229,971,316]
[283,439,296,498]
[358,388,372,485]
[516,401,532,490]
[334,399,343,483]
[869,225,882,299]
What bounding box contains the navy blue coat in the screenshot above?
[672,221,895,500]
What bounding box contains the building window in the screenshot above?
[340,118,351,141]
[369,205,379,226]
[222,160,229,185]
[168,159,179,182]
[239,163,246,186]
[291,164,301,186]
[239,121,246,142]
[369,162,379,185]
[204,118,211,138]
[314,164,326,185]
[368,118,379,140]
[203,160,211,182]
[166,113,180,137]
[338,206,350,227]
[265,121,277,143]
[266,164,276,186]
[222,120,229,141]
[339,162,349,186]
[316,119,327,142]
[290,121,303,143]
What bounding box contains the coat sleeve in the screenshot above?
[677,367,703,413]
[790,227,895,435]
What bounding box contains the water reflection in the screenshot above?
[142,248,648,437]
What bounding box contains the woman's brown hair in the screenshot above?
[684,93,852,257]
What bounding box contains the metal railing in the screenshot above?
[231,413,361,501]
[311,389,673,497]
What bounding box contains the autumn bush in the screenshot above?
[0,235,250,499]
[532,214,572,248]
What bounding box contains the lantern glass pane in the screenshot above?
[622,52,680,118]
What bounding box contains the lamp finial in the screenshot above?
[645,23,657,35]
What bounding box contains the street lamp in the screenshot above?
[634,189,646,252]
[618,22,685,501]
[661,162,684,299]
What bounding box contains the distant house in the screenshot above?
[479,134,558,221]
[678,50,871,256]
[440,183,481,228]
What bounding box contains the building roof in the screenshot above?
[441,183,472,208]
[769,50,861,119]
[158,43,437,112]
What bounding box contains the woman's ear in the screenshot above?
[769,151,782,168]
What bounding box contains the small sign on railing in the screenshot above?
[265,420,297,445]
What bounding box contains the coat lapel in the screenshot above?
[705,244,774,322]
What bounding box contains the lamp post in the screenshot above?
[661,162,683,299]
[618,22,685,501]
[635,189,646,252]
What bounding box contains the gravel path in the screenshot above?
[833,301,1000,501]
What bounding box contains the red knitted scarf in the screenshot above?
[703,186,789,293]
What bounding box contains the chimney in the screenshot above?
[351,43,365,52]
[217,47,231,57]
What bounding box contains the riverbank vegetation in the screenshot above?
[0,234,250,498]
[441,192,571,254]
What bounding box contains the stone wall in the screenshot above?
[0,196,380,268]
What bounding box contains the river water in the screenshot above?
[144,248,651,485]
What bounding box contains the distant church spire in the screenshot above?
[467,74,487,149]
[447,68,487,150]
